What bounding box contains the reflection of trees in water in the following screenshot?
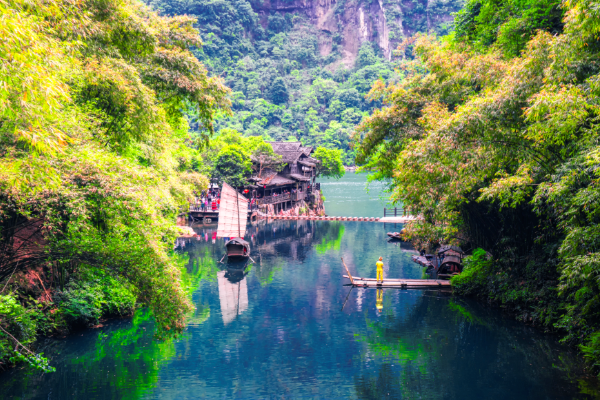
[1,244,220,398]
[354,364,405,399]
[315,223,345,253]
[353,294,593,399]
[1,310,176,399]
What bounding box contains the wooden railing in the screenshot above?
[189,203,259,213]
[189,192,306,211]
[383,207,409,217]
[257,193,291,205]
[189,204,219,212]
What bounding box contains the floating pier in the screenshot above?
[341,258,451,288]
[379,216,417,223]
[343,275,451,288]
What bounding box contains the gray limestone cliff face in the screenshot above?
[249,0,461,67]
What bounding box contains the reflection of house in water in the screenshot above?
[217,271,248,325]
[251,219,319,262]
[176,220,345,324]
[174,237,191,250]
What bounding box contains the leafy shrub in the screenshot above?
[0,294,54,372]
[581,332,600,371]
[56,268,137,327]
[56,282,104,327]
[451,248,493,295]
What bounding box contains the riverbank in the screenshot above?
[0,267,138,373]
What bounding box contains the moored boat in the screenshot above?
[225,237,250,259]
[410,245,466,279]
[217,182,250,259]
[436,245,464,278]
[387,229,405,240]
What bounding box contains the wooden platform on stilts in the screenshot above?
[341,258,451,289]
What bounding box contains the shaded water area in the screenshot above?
[2,175,599,399]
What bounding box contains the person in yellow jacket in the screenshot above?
[376,256,384,284]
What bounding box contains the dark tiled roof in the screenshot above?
[298,160,316,167]
[251,169,295,186]
[267,142,314,164]
[299,146,314,156]
[279,151,303,163]
[268,174,295,186]
[250,170,275,184]
[437,245,464,254]
[288,174,310,181]
[268,142,302,152]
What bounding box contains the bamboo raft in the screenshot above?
[341,258,451,288]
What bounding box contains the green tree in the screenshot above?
[313,147,345,179]
[270,77,289,105]
[214,145,252,187]
[251,142,283,178]
[355,43,379,69]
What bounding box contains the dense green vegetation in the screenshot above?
[0,0,229,371]
[144,0,462,164]
[355,0,600,373]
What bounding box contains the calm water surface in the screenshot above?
[1,174,599,399]
[321,172,394,218]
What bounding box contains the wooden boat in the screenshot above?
[224,238,250,259]
[409,245,466,279]
[217,182,250,259]
[436,245,465,278]
[387,229,405,240]
[411,254,434,267]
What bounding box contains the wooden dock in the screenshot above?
[188,206,258,223]
[411,255,435,268]
[343,275,451,288]
[341,258,451,289]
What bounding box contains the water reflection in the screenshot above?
[376,289,384,313]
[217,270,248,325]
[0,220,598,399]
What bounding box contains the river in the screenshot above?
[1,173,598,399]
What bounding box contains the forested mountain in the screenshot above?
[145,0,462,163]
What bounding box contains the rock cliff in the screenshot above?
[249,0,461,66]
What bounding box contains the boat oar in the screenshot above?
[341,286,353,311]
[341,258,355,285]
